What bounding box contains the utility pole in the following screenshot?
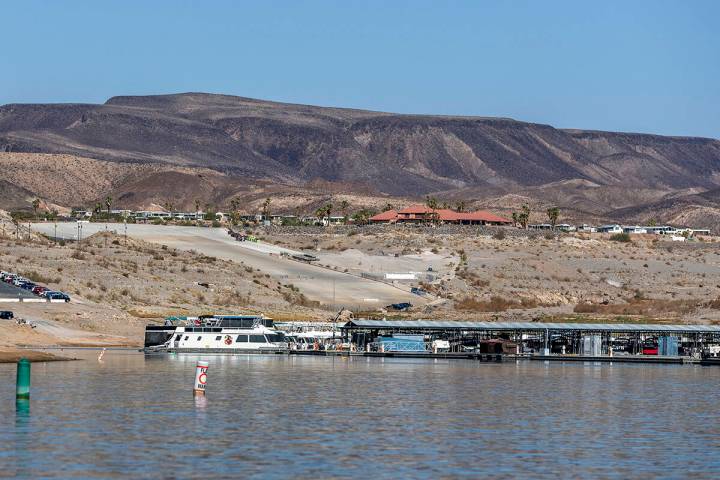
[77,221,83,251]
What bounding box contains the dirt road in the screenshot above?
[34,223,423,308]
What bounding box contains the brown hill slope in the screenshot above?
[1,93,719,222]
[2,93,718,196]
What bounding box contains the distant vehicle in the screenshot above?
[411,287,426,296]
[291,253,319,262]
[20,282,36,291]
[0,311,13,320]
[46,292,71,302]
[386,302,412,311]
[32,286,48,295]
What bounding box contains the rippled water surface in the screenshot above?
[2,351,720,478]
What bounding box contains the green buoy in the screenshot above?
[16,358,30,399]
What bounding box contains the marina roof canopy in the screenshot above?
[342,319,720,334]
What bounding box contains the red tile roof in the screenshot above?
[369,206,510,224]
[369,209,398,221]
[397,204,437,214]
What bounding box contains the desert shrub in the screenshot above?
[282,291,321,308]
[455,295,537,312]
[705,297,720,309]
[22,270,61,284]
[493,229,506,240]
[573,297,697,316]
[610,233,631,242]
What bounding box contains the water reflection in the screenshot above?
[0,350,719,478]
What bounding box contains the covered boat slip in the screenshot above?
[341,320,720,362]
[341,319,720,335]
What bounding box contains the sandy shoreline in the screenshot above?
[0,348,78,363]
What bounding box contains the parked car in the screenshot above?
[32,286,48,295]
[0,311,14,320]
[386,302,413,311]
[20,282,37,291]
[46,292,71,302]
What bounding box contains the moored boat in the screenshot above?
[144,314,288,353]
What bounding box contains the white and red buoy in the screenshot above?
[193,360,209,396]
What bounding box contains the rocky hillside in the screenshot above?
[1,93,719,224]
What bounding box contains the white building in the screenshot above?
[597,224,622,234]
[528,224,553,230]
[622,226,647,234]
[576,224,596,233]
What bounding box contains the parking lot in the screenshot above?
[0,280,35,299]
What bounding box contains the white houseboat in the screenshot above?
[144,314,288,353]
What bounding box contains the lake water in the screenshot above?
[2,350,720,479]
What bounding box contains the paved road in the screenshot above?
[0,280,36,299]
[33,223,423,307]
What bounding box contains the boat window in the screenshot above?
[236,335,249,342]
[266,333,285,343]
[250,335,266,343]
[215,336,222,341]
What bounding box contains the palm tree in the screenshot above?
[261,197,272,220]
[455,200,466,213]
[105,196,112,218]
[519,203,531,229]
[382,203,394,212]
[31,198,40,219]
[194,199,201,213]
[511,212,519,228]
[229,198,240,225]
[340,200,350,220]
[546,206,560,230]
[315,205,327,225]
[425,196,439,224]
[316,203,333,225]
[325,203,333,224]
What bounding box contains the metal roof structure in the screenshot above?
[342,319,720,334]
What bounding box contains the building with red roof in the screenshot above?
[368,204,511,225]
[368,209,399,223]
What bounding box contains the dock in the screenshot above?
[529,354,700,364]
[291,350,505,361]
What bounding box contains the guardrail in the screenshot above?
[0,297,69,303]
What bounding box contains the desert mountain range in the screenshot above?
[1,92,719,227]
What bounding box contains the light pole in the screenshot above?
[54,221,57,244]
[77,221,83,251]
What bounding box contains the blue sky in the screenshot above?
[2,0,718,138]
